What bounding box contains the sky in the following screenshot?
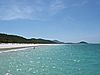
[0,0,100,43]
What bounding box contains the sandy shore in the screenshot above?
[0,43,61,51]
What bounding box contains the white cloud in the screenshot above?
[0,5,34,20]
[0,0,89,21]
[0,0,66,21]
[49,0,66,15]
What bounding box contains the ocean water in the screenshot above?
[0,44,100,75]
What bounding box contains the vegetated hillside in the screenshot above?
[0,33,63,44]
[0,33,27,43]
[28,38,59,44]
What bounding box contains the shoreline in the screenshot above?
[0,43,37,50]
[0,43,62,53]
[0,46,36,51]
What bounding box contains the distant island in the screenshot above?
[65,41,88,44]
[0,33,64,44]
[78,41,88,44]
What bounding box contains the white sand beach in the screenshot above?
[0,43,61,50]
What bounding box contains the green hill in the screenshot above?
[0,33,63,44]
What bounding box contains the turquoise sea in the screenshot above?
[0,44,100,75]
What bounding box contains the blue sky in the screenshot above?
[0,0,100,43]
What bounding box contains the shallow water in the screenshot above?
[0,44,100,75]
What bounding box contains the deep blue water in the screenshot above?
[0,44,100,75]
